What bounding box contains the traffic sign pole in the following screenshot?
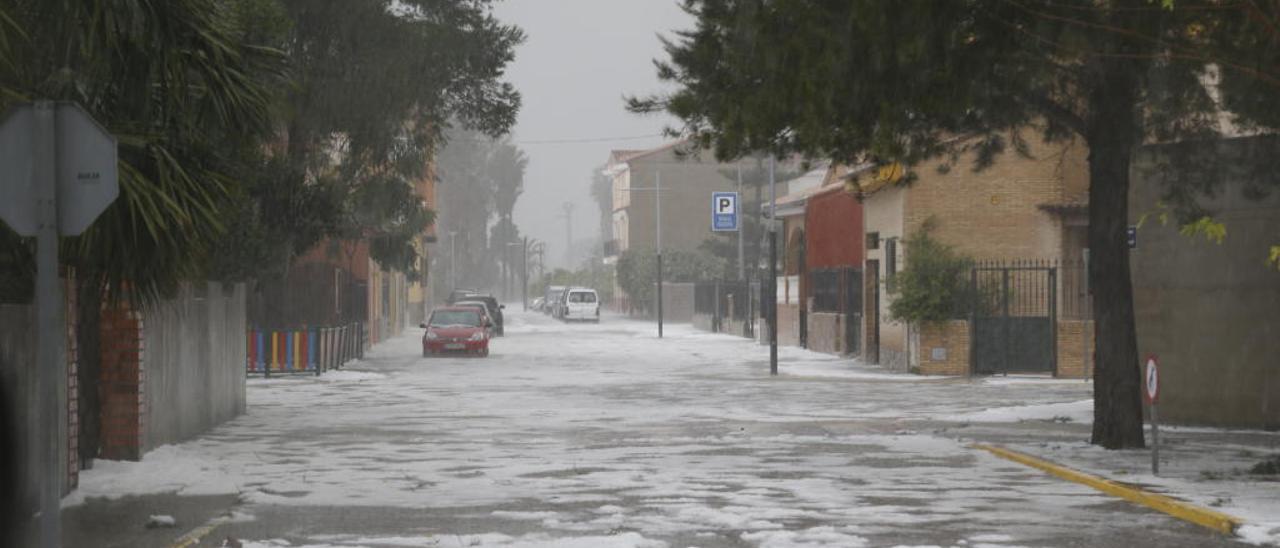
[34,101,64,548]
[1,101,119,548]
[1151,400,1160,476]
[1144,355,1161,476]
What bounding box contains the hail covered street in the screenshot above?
[63,310,1244,548]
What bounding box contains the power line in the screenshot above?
[455,133,667,146]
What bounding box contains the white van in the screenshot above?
[561,288,600,322]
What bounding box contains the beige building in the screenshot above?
[603,142,760,311]
[853,133,1092,374]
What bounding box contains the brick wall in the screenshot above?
[902,135,1088,262]
[915,320,971,376]
[99,305,144,461]
[1056,319,1095,379]
[63,278,78,490]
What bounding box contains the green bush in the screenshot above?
[887,220,981,325]
[615,248,723,312]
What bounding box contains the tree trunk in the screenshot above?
[1085,60,1146,450]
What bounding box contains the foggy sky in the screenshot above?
[491,0,691,270]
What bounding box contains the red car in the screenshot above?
[420,307,491,357]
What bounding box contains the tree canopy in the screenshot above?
[0,0,525,302]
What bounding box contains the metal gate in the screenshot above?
[843,268,862,355]
[970,262,1057,375]
[865,260,880,364]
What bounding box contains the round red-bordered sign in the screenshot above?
[1143,354,1160,404]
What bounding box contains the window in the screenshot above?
[570,292,597,303]
[429,310,480,327]
[867,232,880,250]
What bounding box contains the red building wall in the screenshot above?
[804,188,864,269]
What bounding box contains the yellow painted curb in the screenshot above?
[972,444,1242,535]
[168,517,227,548]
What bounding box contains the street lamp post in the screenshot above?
[768,157,778,376]
[449,230,458,290]
[656,170,663,338]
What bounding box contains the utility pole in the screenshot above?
[449,230,458,290]
[604,167,664,339]
[656,170,664,339]
[768,156,778,375]
[560,202,575,268]
[522,236,529,311]
[736,164,745,282]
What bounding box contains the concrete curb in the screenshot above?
[168,515,229,548]
[971,443,1242,535]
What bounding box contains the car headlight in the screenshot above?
[425,331,439,340]
[469,332,486,341]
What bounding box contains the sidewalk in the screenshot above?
[930,402,1280,545]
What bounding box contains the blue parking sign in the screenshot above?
[712,192,739,232]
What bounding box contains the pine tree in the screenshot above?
[632,0,1280,448]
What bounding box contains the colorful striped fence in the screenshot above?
[246,322,364,377]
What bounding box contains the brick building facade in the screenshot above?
[854,132,1092,376]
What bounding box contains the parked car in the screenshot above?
[457,294,504,336]
[543,285,565,315]
[447,288,479,305]
[552,287,571,319]
[450,301,495,337]
[561,288,601,322]
[420,307,490,357]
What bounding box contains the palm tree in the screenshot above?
[0,0,284,471]
[487,141,527,292]
[1,0,284,302]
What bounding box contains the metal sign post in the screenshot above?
[1144,355,1161,476]
[0,101,118,548]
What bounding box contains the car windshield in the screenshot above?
[428,310,480,327]
[569,292,596,303]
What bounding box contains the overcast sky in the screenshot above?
[491,0,691,269]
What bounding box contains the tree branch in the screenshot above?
[1019,92,1087,136]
